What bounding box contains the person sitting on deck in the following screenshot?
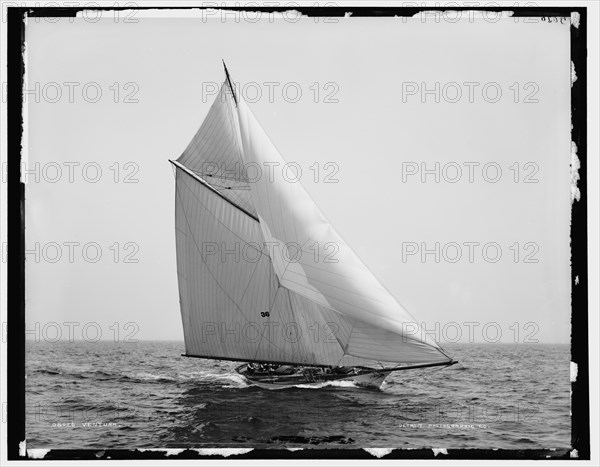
[332,366,354,375]
[272,365,295,375]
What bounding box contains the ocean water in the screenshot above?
[26,341,571,450]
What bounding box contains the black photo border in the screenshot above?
[6,4,589,461]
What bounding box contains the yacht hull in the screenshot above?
[235,364,390,390]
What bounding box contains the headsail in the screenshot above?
[172,65,452,368]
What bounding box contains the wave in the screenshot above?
[34,369,61,376]
[129,372,177,383]
[177,371,249,388]
[33,368,118,380]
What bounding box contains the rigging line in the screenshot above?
[193,178,255,216]
[194,171,249,183]
[179,174,268,259]
[208,183,250,191]
[175,181,291,359]
[194,177,247,189]
[207,183,254,211]
[196,176,249,187]
[435,343,454,361]
[206,184,254,214]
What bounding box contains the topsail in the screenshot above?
[172,66,452,370]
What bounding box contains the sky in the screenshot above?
[23,12,572,344]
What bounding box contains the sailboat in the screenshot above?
[169,62,456,390]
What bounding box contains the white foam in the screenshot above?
[364,448,394,458]
[571,142,581,204]
[165,449,185,456]
[193,448,253,457]
[27,449,50,459]
[570,362,578,382]
[571,12,580,28]
[137,448,184,456]
[294,380,358,389]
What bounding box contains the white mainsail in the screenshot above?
[172,71,451,369]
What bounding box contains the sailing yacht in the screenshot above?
[170,63,456,390]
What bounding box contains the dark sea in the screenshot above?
[26,341,571,451]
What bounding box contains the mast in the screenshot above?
[222,59,237,106]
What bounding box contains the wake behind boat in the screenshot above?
[170,62,456,389]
